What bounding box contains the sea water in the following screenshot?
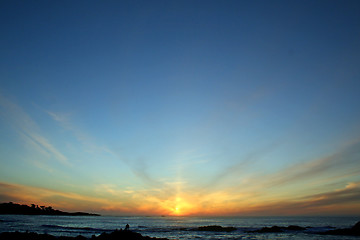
[0,215,359,239]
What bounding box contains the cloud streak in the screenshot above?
[264,139,360,189]
[248,182,360,216]
[45,110,108,153]
[0,94,70,166]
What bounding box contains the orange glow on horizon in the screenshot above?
[2,181,360,216]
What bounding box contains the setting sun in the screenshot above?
[165,197,195,216]
[174,206,181,215]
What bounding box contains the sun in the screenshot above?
[174,206,181,215]
[165,196,194,216]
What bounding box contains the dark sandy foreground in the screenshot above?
[0,230,169,240]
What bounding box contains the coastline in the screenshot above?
[0,203,100,216]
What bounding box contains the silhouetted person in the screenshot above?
[125,224,129,231]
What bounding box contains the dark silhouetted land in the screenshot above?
[0,202,99,216]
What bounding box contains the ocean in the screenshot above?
[0,215,359,239]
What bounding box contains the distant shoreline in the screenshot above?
[0,202,100,216]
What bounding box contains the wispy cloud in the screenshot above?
[300,182,360,207]
[210,138,360,196]
[238,182,360,216]
[264,139,360,189]
[0,94,70,166]
[109,146,163,188]
[45,110,113,156]
[200,142,281,191]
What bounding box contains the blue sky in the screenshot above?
[0,0,360,215]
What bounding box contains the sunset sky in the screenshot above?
[1,0,360,216]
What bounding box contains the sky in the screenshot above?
[0,0,360,216]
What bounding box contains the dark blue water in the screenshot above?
[0,215,359,239]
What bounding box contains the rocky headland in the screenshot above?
[0,202,99,216]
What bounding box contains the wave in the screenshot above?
[41,225,189,234]
[41,225,113,232]
[0,219,18,223]
[304,226,336,233]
